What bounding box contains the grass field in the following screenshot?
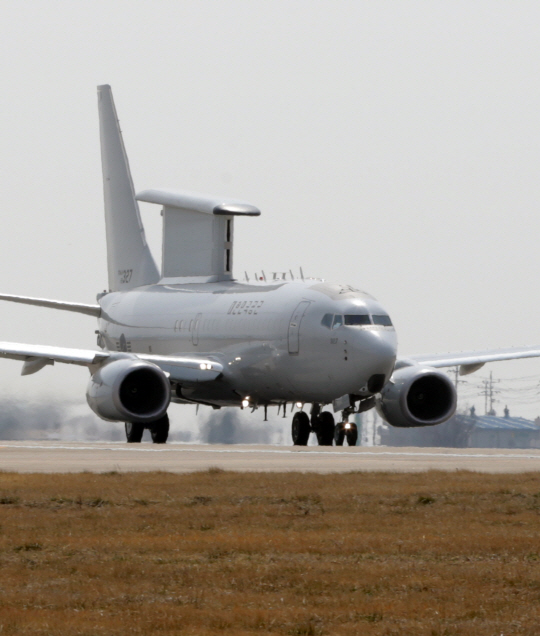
[0,470,540,635]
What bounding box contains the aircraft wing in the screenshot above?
[401,345,540,376]
[0,342,223,382]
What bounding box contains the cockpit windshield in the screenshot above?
[344,314,371,326]
[372,314,393,326]
[321,313,333,328]
[321,312,393,328]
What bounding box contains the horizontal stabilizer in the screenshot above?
[136,189,261,216]
[0,293,100,317]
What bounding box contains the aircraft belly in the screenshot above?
[282,355,351,402]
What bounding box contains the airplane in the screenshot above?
[0,84,540,446]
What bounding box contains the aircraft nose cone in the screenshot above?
[349,328,397,390]
[367,329,397,370]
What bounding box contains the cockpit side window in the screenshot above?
[321,313,333,329]
[372,314,393,327]
[332,315,343,329]
[344,314,371,326]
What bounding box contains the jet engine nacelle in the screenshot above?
[86,358,171,423]
[375,366,456,428]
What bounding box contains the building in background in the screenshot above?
[378,408,540,449]
[466,411,540,449]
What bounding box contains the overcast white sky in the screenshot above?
[1,1,540,429]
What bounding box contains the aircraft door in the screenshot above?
[192,313,202,346]
[288,301,310,354]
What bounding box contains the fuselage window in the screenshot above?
[372,314,393,327]
[332,314,343,329]
[321,313,333,328]
[344,314,371,326]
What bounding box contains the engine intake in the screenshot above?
[87,358,171,423]
[376,366,456,428]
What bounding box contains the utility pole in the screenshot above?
[481,372,499,415]
[449,366,465,389]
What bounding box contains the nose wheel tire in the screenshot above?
[150,414,170,444]
[315,411,335,446]
[346,422,358,446]
[125,422,144,443]
[334,422,358,446]
[334,423,345,446]
[292,411,310,446]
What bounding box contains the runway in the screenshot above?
[1,440,540,473]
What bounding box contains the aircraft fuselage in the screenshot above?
[98,279,398,407]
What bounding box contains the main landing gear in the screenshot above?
[291,412,310,445]
[291,405,358,446]
[292,408,335,446]
[125,413,170,444]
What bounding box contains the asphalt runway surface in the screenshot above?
[1,441,540,473]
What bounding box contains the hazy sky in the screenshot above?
[1,1,540,426]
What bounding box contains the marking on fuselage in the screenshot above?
[228,300,264,315]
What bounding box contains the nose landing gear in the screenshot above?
[334,421,358,446]
[334,407,358,446]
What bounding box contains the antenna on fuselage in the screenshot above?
[244,271,249,282]
[289,269,295,280]
[299,267,305,281]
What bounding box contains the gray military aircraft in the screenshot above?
[0,84,539,446]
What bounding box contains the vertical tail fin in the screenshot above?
[97,85,159,291]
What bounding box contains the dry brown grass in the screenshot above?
[0,469,540,635]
